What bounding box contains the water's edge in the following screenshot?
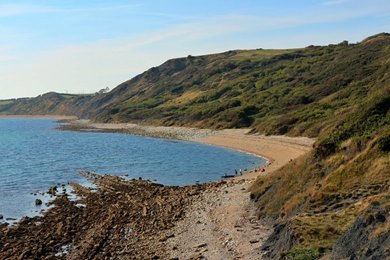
[0,118,265,222]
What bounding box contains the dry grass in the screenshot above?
[292,206,358,249]
[167,90,204,105]
[230,49,296,62]
[251,131,390,256]
[251,153,323,217]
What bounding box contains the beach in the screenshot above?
[166,129,313,258]
[0,120,314,259]
[65,121,315,259]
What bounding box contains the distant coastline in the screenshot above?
[0,115,77,120]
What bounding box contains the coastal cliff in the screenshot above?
[1,33,389,259]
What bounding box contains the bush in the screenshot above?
[284,247,320,260]
[377,134,390,152]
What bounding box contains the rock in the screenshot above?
[332,203,390,259]
[159,234,175,242]
[35,199,43,206]
[250,239,260,244]
[194,243,207,248]
[48,186,57,195]
[261,223,297,259]
[0,215,3,220]
[0,174,220,259]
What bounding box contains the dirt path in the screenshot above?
[165,129,314,259]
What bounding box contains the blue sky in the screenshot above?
[0,0,389,99]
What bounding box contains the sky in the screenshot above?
[0,0,389,99]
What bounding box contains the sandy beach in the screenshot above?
[165,129,313,259]
[72,122,315,259]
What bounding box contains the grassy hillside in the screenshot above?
[1,33,389,259]
[89,34,390,138]
[251,90,390,258]
[248,35,390,258]
[2,34,389,139]
[0,92,94,117]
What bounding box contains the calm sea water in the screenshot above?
[0,119,265,220]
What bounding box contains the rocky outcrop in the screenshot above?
[332,202,390,259]
[0,174,224,259]
[261,222,298,259]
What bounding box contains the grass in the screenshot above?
[284,247,320,260]
[250,99,389,257]
[165,90,204,105]
[291,207,358,249]
[0,100,14,106]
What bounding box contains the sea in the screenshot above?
[0,118,265,221]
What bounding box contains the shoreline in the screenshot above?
[0,115,77,120]
[0,118,315,259]
[61,120,313,180]
[59,119,313,171]
[197,129,314,181]
[62,120,315,258]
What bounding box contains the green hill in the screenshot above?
[1,34,388,138]
[1,33,389,259]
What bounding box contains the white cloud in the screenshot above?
[0,16,245,98]
[0,5,389,99]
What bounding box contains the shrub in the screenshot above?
[284,247,320,260]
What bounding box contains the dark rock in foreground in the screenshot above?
[332,203,390,259]
[0,174,223,259]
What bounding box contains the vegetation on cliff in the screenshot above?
[249,34,390,259]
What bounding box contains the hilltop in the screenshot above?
[1,33,389,259]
